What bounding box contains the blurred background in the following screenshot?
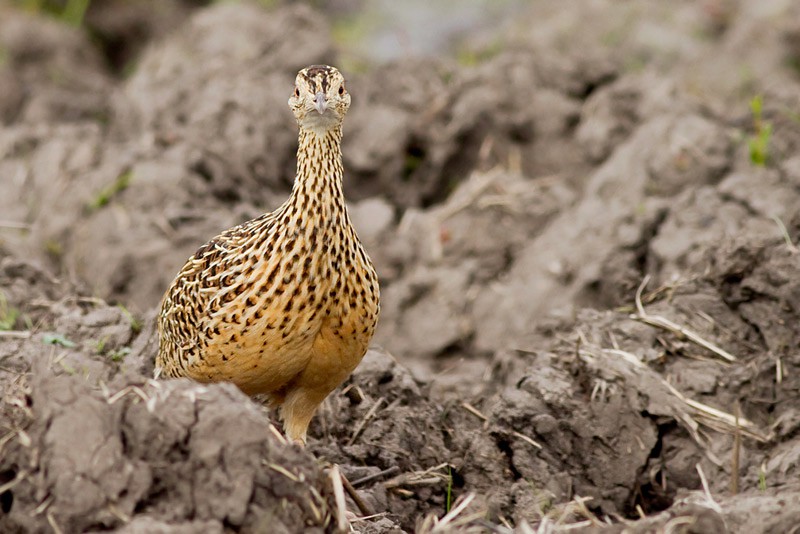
[2,0,530,71]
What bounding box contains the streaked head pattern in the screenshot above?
[288,65,350,132]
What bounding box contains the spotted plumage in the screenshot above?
[156,65,380,444]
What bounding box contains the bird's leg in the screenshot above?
[280,386,329,445]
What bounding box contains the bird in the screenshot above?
[155,65,380,445]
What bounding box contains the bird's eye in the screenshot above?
[294,87,300,98]
[338,85,345,95]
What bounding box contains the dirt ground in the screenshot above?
[1,0,800,532]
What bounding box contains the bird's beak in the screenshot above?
[314,92,327,114]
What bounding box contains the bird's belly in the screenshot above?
[296,310,376,394]
[316,313,372,366]
[186,306,375,396]
[188,314,321,395]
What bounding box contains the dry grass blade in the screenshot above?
[570,496,603,526]
[0,220,31,230]
[632,276,737,363]
[340,471,373,517]
[519,495,601,531]
[431,493,477,532]
[461,402,488,421]
[16,428,31,448]
[307,485,328,524]
[0,469,28,493]
[107,503,131,523]
[579,343,768,469]
[731,403,741,495]
[306,490,322,523]
[348,396,384,446]
[351,513,391,524]
[385,463,451,490]
[695,464,721,514]
[46,511,64,534]
[106,385,151,405]
[328,465,349,533]
[351,465,400,487]
[659,378,765,441]
[0,429,19,455]
[32,496,53,515]
[664,516,697,534]
[0,331,32,339]
[267,462,300,482]
[436,171,502,221]
[268,423,288,445]
[512,430,543,450]
[771,215,799,253]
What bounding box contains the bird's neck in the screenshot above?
[286,126,348,224]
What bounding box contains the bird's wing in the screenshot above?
[158,212,278,363]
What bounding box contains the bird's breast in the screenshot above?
[185,227,378,394]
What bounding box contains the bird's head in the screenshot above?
[289,65,350,132]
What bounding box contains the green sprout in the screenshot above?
[118,304,143,334]
[86,170,133,212]
[108,347,131,362]
[61,0,90,26]
[0,293,20,331]
[16,0,90,26]
[44,238,64,258]
[445,466,454,513]
[748,95,772,166]
[94,337,108,354]
[43,332,76,348]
